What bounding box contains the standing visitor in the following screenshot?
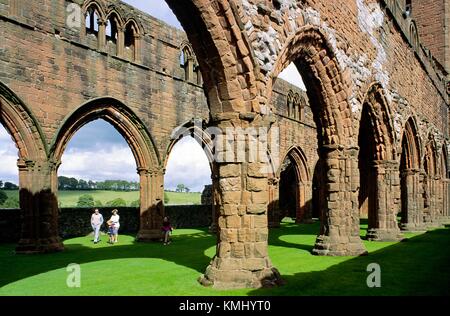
[90,208,103,244]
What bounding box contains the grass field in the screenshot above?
[1,190,201,207]
[1,220,449,296]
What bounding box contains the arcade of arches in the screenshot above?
[1,0,449,289]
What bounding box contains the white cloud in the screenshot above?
[164,137,211,192]
[121,0,182,29]
[278,62,307,91]
[59,145,138,182]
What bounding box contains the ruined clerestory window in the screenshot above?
[106,15,119,43]
[180,43,196,82]
[124,21,139,61]
[85,7,100,35]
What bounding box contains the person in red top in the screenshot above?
[162,216,173,245]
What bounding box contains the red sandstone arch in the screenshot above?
[358,83,401,241]
[267,26,366,256]
[399,116,423,230]
[268,26,354,146]
[164,0,257,115]
[50,97,159,170]
[82,0,106,21]
[49,97,162,241]
[0,82,62,253]
[0,82,47,162]
[164,120,215,170]
[424,134,438,176]
[359,83,396,160]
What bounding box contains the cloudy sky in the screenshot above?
[0,0,304,192]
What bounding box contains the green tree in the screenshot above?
[3,182,18,190]
[77,194,95,207]
[0,190,7,205]
[95,200,103,207]
[0,180,3,188]
[78,179,88,190]
[130,199,140,207]
[106,198,127,207]
[176,184,185,193]
[185,187,190,193]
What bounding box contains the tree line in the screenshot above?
[58,177,139,191]
[0,180,19,190]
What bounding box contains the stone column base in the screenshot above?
[366,228,404,241]
[136,229,163,241]
[399,222,427,232]
[198,257,284,289]
[16,237,64,254]
[312,235,368,256]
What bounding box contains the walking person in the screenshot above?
[91,208,103,244]
[108,209,120,244]
[161,216,173,245]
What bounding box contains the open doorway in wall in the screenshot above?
[0,124,20,210]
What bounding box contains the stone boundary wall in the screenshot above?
[0,205,212,242]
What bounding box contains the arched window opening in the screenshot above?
[85,7,99,35]
[124,22,138,61]
[106,15,118,43]
[180,46,194,82]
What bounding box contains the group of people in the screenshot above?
[90,209,120,244]
[90,209,173,245]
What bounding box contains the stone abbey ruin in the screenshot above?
[0,0,449,289]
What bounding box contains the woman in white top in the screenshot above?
[108,209,120,244]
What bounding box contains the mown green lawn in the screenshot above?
[1,220,449,296]
[1,190,201,207]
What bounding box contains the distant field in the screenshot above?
[1,190,201,207]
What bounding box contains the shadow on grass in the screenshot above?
[0,228,216,288]
[253,227,450,296]
[1,223,449,295]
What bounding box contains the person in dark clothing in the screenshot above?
[161,216,173,245]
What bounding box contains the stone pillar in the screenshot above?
[312,146,367,256]
[209,174,220,233]
[97,19,106,51]
[400,168,425,231]
[423,175,441,228]
[366,160,403,241]
[16,159,64,254]
[297,181,313,224]
[117,27,125,58]
[444,179,450,223]
[199,117,282,289]
[136,168,164,241]
[268,178,281,228]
